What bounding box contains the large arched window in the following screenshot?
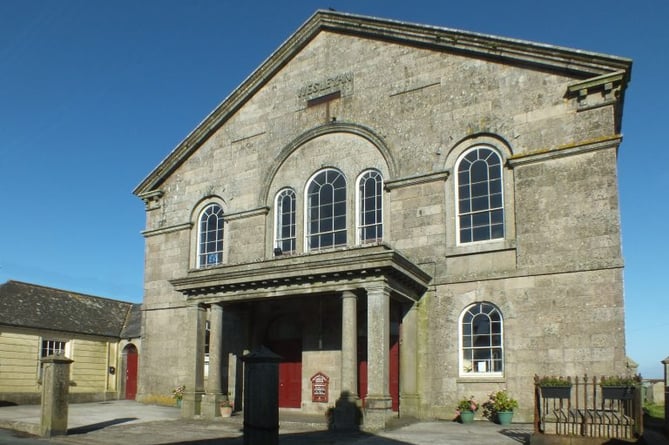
[456,147,504,244]
[275,188,296,255]
[357,170,383,244]
[460,302,503,375]
[306,169,347,251]
[197,204,224,268]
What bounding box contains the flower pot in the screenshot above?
[459,410,475,424]
[540,386,571,399]
[176,399,182,408]
[497,411,513,425]
[602,386,635,400]
[220,405,233,417]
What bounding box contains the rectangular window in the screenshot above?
[41,339,66,358]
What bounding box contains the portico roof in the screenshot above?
[170,244,431,304]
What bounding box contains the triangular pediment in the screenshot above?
[134,10,631,198]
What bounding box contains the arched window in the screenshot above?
[460,302,503,375]
[275,188,296,255]
[306,169,347,251]
[357,170,383,244]
[197,204,224,267]
[456,147,504,244]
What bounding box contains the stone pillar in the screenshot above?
[663,357,669,435]
[242,346,281,445]
[40,354,73,437]
[182,304,206,418]
[341,291,358,398]
[364,282,392,430]
[202,304,224,418]
[332,290,360,431]
[400,302,419,416]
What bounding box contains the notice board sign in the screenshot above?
[310,372,329,403]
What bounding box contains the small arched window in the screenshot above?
[306,169,347,251]
[460,302,503,375]
[357,170,383,244]
[456,147,504,244]
[197,204,224,268]
[275,188,297,255]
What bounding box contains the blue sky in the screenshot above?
[0,1,666,379]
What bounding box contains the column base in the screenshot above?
[399,393,421,417]
[181,392,204,419]
[200,393,222,419]
[362,395,393,431]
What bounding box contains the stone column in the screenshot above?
[332,290,360,431]
[364,282,392,430]
[182,304,206,418]
[341,291,358,399]
[40,354,74,437]
[202,304,224,418]
[400,302,419,416]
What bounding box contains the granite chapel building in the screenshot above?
[133,11,631,428]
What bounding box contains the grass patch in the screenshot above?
[644,402,665,420]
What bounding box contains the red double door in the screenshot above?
[358,336,400,412]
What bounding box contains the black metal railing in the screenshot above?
[533,375,643,440]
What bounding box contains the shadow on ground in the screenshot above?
[67,417,139,435]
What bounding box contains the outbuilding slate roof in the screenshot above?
[0,280,138,339]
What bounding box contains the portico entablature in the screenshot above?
[170,244,431,304]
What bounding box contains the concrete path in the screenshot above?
[0,400,533,444]
[4,399,644,445]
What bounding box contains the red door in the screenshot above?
[125,346,138,400]
[358,335,399,411]
[270,340,302,408]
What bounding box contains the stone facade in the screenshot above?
[134,11,631,427]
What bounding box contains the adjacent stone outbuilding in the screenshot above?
[133,10,631,427]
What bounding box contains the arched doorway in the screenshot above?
[122,344,138,400]
[266,314,302,408]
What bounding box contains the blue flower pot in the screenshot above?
[460,410,475,424]
[497,411,513,425]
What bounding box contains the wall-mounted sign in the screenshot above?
[311,372,329,403]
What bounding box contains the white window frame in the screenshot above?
[274,188,297,255]
[356,169,383,245]
[304,168,347,252]
[455,146,505,245]
[197,204,225,268]
[458,302,504,377]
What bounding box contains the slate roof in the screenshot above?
[0,280,139,339]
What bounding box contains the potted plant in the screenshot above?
[538,376,572,399]
[456,396,478,424]
[220,394,233,417]
[600,375,639,400]
[172,385,185,408]
[482,390,518,425]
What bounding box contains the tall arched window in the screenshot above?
[275,188,296,255]
[460,302,503,375]
[357,170,383,244]
[197,204,224,267]
[456,147,504,244]
[306,169,347,251]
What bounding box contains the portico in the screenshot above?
[170,244,430,428]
